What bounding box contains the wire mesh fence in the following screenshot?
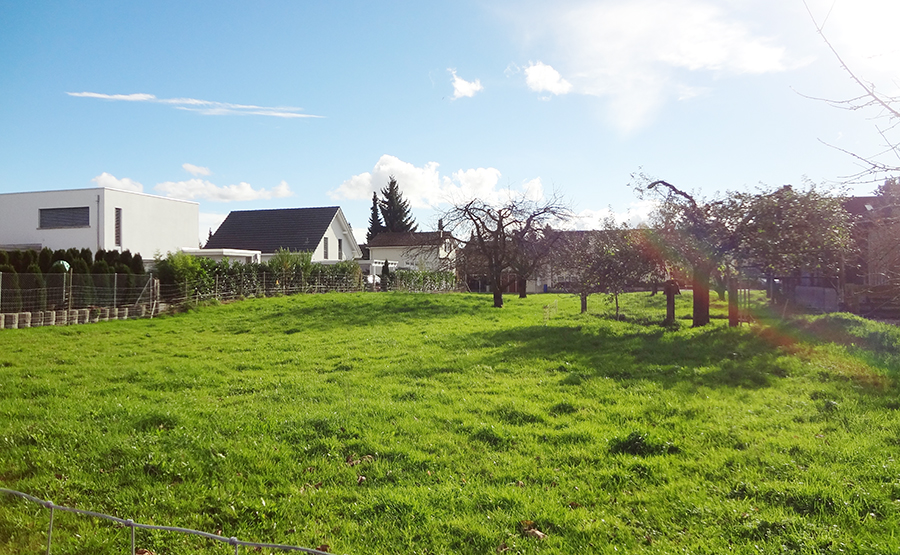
[0,266,460,330]
[0,272,154,314]
[0,488,331,555]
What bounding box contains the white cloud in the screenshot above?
[449,69,484,99]
[507,0,794,131]
[564,199,659,230]
[91,172,143,192]
[155,179,294,202]
[330,155,443,208]
[183,163,211,176]
[67,91,323,118]
[329,154,543,209]
[524,62,572,95]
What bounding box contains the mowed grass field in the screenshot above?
[1,291,900,554]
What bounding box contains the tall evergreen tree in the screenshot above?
[366,192,384,242]
[379,176,417,233]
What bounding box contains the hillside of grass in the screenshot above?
[1,291,899,554]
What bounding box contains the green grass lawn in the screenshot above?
[1,291,899,554]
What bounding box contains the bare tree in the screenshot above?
[632,177,746,327]
[442,193,570,307]
[554,226,663,316]
[802,1,900,183]
[507,224,561,299]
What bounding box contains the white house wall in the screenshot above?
[313,213,361,262]
[0,188,198,258]
[102,189,199,257]
[368,245,449,271]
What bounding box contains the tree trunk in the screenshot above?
[728,278,739,327]
[614,293,620,320]
[493,288,504,308]
[663,279,679,324]
[692,266,710,327]
[580,292,588,314]
[518,277,527,298]
[491,272,504,308]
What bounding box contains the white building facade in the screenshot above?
[0,188,199,258]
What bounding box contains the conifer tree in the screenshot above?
[379,176,417,233]
[366,192,384,242]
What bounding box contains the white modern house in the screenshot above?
[0,187,199,257]
[203,206,362,263]
[366,231,456,272]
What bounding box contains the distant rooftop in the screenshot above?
[205,206,341,253]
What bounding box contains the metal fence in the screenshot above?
[0,268,460,331]
[0,488,331,555]
[0,272,155,314]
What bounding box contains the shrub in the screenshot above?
[23,263,47,311]
[38,248,53,273]
[0,264,23,313]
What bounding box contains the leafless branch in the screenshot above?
[802,0,900,180]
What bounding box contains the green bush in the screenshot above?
[23,263,47,311]
[0,264,23,313]
[393,268,456,292]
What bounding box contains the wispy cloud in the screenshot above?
[182,163,211,177]
[506,0,795,131]
[155,179,293,202]
[329,154,545,208]
[91,172,144,192]
[67,91,323,118]
[448,69,484,99]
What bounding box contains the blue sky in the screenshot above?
[2,0,898,245]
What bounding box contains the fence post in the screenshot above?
[46,503,54,555]
[0,271,3,313]
[113,274,117,307]
[127,519,135,555]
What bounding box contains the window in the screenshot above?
[323,237,329,259]
[115,208,122,247]
[39,207,90,229]
[338,238,343,260]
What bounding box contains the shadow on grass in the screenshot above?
[283,293,492,330]
[464,322,796,391]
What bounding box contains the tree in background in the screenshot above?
[736,183,853,294]
[379,176,417,233]
[507,224,561,299]
[860,178,900,288]
[554,226,663,316]
[366,192,384,242]
[633,177,747,327]
[442,192,569,308]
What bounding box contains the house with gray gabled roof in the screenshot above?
[203,206,361,263]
